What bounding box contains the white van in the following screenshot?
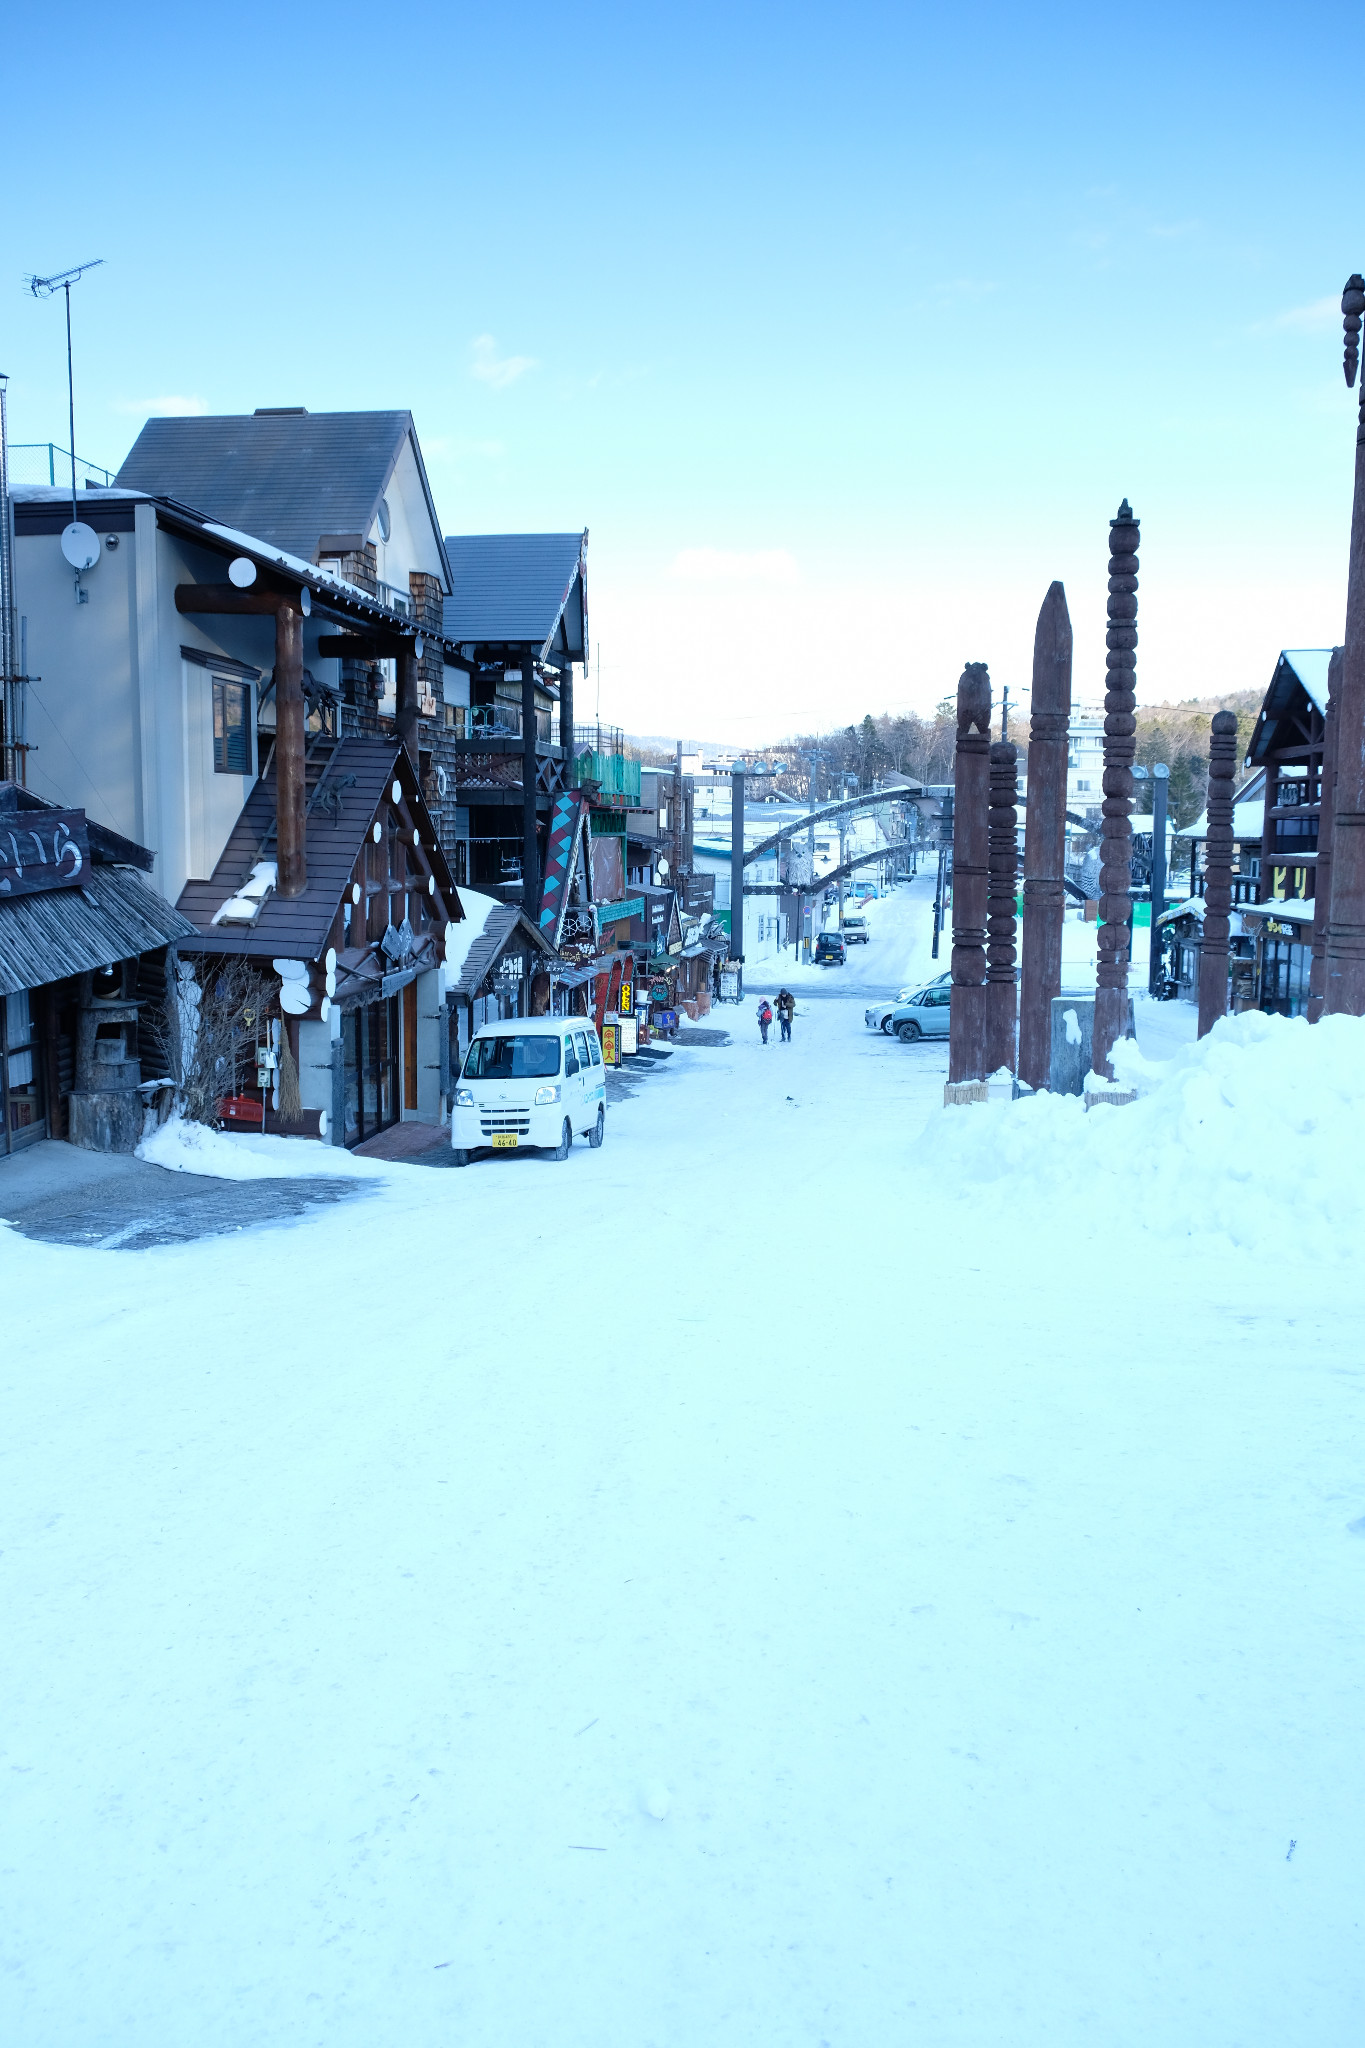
[451,1016,606,1165]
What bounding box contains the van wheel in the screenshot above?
[896,1020,921,1042]
[553,1118,572,1160]
[588,1105,605,1148]
[452,1147,471,1166]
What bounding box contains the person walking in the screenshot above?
[756,997,773,1044]
[775,988,795,1042]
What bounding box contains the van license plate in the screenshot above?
[491,1134,518,1149]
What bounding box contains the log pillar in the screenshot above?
[395,644,420,765]
[1324,276,1365,1015]
[1019,582,1073,1089]
[274,602,307,899]
[560,660,574,766]
[1197,711,1239,1036]
[986,740,1019,1073]
[1093,501,1141,1078]
[947,662,991,1095]
[1308,646,1343,1021]
[522,658,540,910]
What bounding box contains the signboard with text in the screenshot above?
[0,808,90,899]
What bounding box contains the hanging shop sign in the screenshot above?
[649,979,670,1004]
[1263,917,1302,940]
[618,980,633,1014]
[0,808,90,899]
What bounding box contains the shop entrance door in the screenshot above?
[342,995,401,1146]
[403,981,418,1114]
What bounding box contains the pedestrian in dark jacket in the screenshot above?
[775,990,795,1041]
[757,998,773,1044]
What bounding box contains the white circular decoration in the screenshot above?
[351,882,361,904]
[228,556,257,588]
[272,957,308,982]
[376,496,391,543]
[391,780,402,802]
[318,1108,328,1137]
[427,876,435,895]
[372,822,382,843]
[60,522,101,571]
[279,980,312,1015]
[325,946,337,973]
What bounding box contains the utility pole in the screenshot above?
[1324,276,1365,1015]
[1001,686,1010,743]
[730,762,746,987]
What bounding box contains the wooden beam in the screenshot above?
[317,632,413,659]
[174,583,297,616]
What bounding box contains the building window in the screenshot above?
[213,678,252,774]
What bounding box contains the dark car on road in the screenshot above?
[814,931,847,965]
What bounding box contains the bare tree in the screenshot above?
[148,954,280,1127]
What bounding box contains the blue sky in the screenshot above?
[3,0,1359,741]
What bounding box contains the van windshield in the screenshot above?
[464,1034,561,1080]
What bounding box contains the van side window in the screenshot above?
[564,1033,580,1076]
[587,1031,602,1067]
[574,1030,591,1069]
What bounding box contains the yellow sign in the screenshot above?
[491,1134,518,1149]
[619,981,633,1014]
[601,1023,620,1065]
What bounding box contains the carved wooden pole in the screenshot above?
[1324,276,1365,1015]
[1308,646,1343,1022]
[947,662,991,1096]
[1197,711,1238,1037]
[1019,582,1073,1089]
[986,740,1019,1073]
[1093,502,1140,1078]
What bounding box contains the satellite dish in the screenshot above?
[228,556,257,588]
[60,522,100,571]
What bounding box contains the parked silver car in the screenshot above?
[865,971,949,1033]
[890,982,952,1041]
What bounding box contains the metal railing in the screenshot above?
[375,579,410,616]
[9,441,115,488]
[573,749,641,802]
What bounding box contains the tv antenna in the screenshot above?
[26,259,105,584]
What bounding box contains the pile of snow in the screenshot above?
[136,1117,385,1181]
[925,1010,1365,1263]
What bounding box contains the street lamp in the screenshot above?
[1324,275,1365,1015]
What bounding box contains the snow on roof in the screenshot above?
[1241,898,1316,923]
[1156,895,1206,927]
[202,522,373,603]
[1282,648,1333,714]
[1176,798,1265,842]
[442,888,501,987]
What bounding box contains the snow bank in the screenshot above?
[924,1009,1365,1263]
[136,1117,386,1180]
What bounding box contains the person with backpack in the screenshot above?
[775,989,795,1042]
[756,997,773,1044]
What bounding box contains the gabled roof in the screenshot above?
[442,531,588,660]
[175,738,458,960]
[115,410,451,587]
[447,901,556,999]
[1247,648,1334,763]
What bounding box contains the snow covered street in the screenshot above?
[4,900,1364,2045]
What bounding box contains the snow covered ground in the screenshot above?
[4,893,1363,2045]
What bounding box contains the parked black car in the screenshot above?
[814,931,847,965]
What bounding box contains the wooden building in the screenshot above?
[176,739,462,1145]
[1240,648,1331,1017]
[0,784,196,1160]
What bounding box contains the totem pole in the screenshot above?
[1092,501,1141,1079]
[1197,711,1238,1037]
[986,740,1019,1073]
[1308,645,1343,1022]
[946,662,991,1101]
[1324,276,1365,1016]
[1019,582,1073,1090]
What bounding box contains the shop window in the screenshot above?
[2,988,45,1153]
[213,678,252,774]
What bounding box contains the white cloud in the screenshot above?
[468,335,536,389]
[113,394,208,416]
[1271,295,1341,333]
[669,547,799,585]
